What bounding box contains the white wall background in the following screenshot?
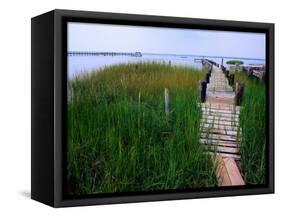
[0,0,279,216]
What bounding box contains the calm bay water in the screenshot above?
[67,53,265,79]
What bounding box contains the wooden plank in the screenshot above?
[206,96,235,105]
[204,144,239,154]
[223,158,245,186]
[212,156,244,186]
[202,114,239,123]
[202,110,239,117]
[202,113,240,119]
[201,103,241,111]
[202,107,240,113]
[202,117,239,124]
[213,155,232,186]
[201,128,238,136]
[199,103,239,111]
[200,132,238,142]
[202,110,239,118]
[202,114,239,122]
[208,152,241,160]
[207,88,233,92]
[201,119,239,126]
[202,108,240,116]
[203,107,240,113]
[200,138,238,148]
[201,123,238,131]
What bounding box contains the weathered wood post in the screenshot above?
[135,64,138,71]
[202,59,205,66]
[247,67,253,77]
[229,74,232,85]
[225,70,229,79]
[199,80,207,102]
[208,67,212,75]
[164,88,170,115]
[261,71,267,81]
[229,74,235,86]
[205,72,211,83]
[169,60,171,65]
[138,91,141,105]
[235,82,244,106]
[221,65,226,73]
[221,58,224,68]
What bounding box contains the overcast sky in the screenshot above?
[68,22,266,59]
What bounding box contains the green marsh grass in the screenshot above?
[67,62,217,195]
[236,72,266,184]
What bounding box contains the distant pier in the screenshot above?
[68,51,142,57]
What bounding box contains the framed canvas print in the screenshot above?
[31,9,274,207]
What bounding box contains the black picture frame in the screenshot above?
[31,9,274,207]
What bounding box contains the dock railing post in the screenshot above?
[225,70,229,80]
[208,66,212,74]
[229,74,235,86]
[164,88,170,115]
[206,72,211,83]
[235,82,244,106]
[199,80,207,102]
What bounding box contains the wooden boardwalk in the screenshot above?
[200,63,245,186]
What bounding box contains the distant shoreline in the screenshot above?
[68,55,265,80]
[67,51,265,61]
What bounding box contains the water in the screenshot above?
[67,53,265,79]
